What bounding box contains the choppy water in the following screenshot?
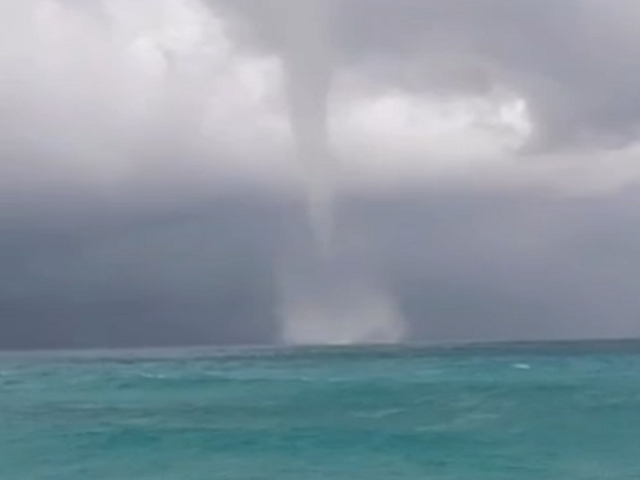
[2,341,640,479]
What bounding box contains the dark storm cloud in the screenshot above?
[4,185,640,348]
[344,187,640,342]
[0,191,284,349]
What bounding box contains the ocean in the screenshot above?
[2,341,640,479]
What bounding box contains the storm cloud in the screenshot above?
[1,0,640,349]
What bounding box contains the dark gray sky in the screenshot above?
[2,0,640,349]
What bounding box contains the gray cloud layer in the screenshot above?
[221,0,640,150]
[2,0,640,348]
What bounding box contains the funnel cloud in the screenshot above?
[281,0,335,251]
[278,0,405,345]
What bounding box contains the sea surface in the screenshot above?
[2,341,640,479]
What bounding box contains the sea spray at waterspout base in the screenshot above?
[277,240,406,345]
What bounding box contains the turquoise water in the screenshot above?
[2,342,640,479]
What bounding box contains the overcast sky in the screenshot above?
[2,0,640,349]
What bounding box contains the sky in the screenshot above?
[2,0,640,348]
